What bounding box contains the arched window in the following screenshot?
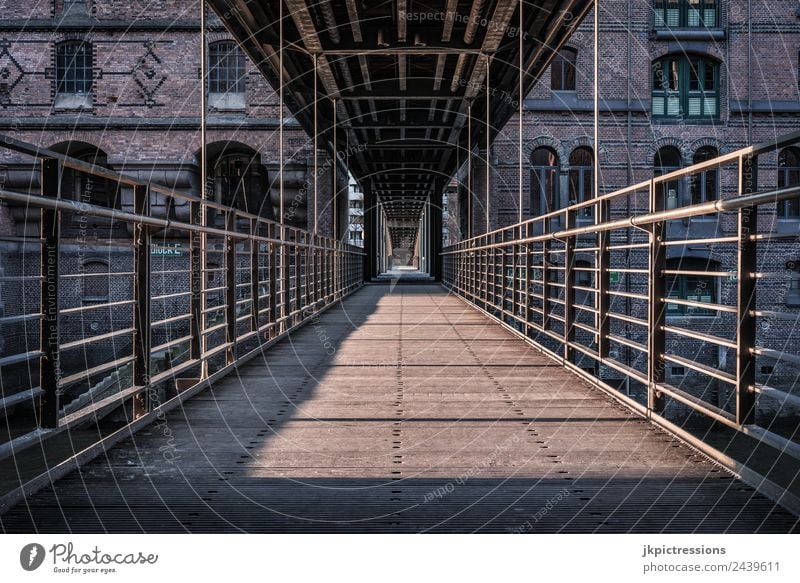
[654,0,719,29]
[665,257,717,317]
[208,41,246,109]
[691,146,719,205]
[652,55,719,119]
[208,149,268,217]
[551,48,577,91]
[82,260,110,303]
[52,143,116,208]
[530,147,560,216]
[778,147,800,218]
[568,146,594,218]
[655,146,682,209]
[54,40,92,108]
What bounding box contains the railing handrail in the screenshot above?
[445,128,800,244]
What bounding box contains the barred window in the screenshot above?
[654,0,718,28]
[652,55,718,120]
[55,41,92,94]
[208,41,246,94]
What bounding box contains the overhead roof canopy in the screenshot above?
[208,0,592,231]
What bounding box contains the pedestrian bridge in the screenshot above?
[2,283,796,532]
[1,0,800,532]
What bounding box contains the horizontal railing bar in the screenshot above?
[151,291,192,301]
[662,297,736,313]
[151,335,192,354]
[751,347,800,368]
[0,351,42,368]
[60,328,136,351]
[60,272,135,279]
[151,313,192,327]
[754,384,800,409]
[58,356,136,388]
[656,382,736,426]
[60,300,136,315]
[663,353,737,384]
[0,313,42,325]
[663,326,737,349]
[608,333,647,353]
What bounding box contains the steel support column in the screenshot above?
[132,183,151,418]
[736,153,758,425]
[39,158,60,428]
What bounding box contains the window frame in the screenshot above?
[665,257,718,318]
[777,147,800,219]
[654,146,683,210]
[54,40,93,96]
[653,0,720,29]
[208,41,246,95]
[530,147,560,218]
[568,146,594,219]
[550,48,577,92]
[652,55,719,121]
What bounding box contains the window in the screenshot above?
[568,147,594,218]
[55,41,93,108]
[208,41,246,110]
[63,1,87,16]
[82,261,110,303]
[531,147,560,216]
[655,146,682,210]
[652,55,719,119]
[209,151,265,215]
[665,257,717,317]
[690,146,719,210]
[550,48,577,91]
[778,147,800,218]
[654,0,718,28]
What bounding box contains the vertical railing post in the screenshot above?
[39,158,60,428]
[225,210,237,365]
[250,219,260,333]
[524,223,532,336]
[189,198,204,370]
[736,153,758,425]
[564,209,576,363]
[295,232,303,317]
[597,198,610,360]
[281,230,290,331]
[647,179,666,414]
[268,223,278,339]
[542,237,551,333]
[132,184,151,419]
[511,228,518,326]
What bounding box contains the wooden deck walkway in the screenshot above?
[2,284,797,532]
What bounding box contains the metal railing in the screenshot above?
[0,134,363,466]
[443,130,800,513]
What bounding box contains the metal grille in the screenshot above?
[55,41,92,94]
[208,41,245,94]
